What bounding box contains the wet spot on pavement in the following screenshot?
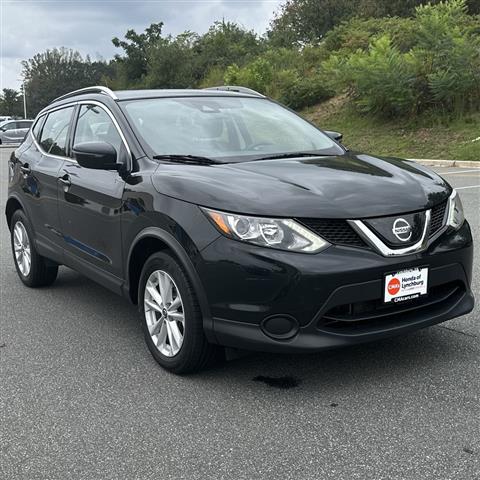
[253,375,300,389]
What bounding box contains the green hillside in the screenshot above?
[304,96,480,161]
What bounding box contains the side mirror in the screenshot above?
[0,127,6,132]
[325,130,343,142]
[73,142,118,170]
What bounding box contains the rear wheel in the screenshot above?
[138,251,219,374]
[10,210,58,287]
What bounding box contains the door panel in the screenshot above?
[25,150,66,250]
[57,103,127,278]
[58,164,125,277]
[19,130,67,256]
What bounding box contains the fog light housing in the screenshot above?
[261,315,299,340]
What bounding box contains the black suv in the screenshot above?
[6,86,474,373]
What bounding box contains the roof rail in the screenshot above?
[203,85,264,97]
[53,86,118,103]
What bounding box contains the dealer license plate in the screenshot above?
[384,267,428,303]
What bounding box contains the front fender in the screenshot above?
[124,225,217,343]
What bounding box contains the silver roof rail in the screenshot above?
[203,85,264,97]
[53,86,118,103]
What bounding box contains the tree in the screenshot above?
[194,21,264,79]
[145,32,199,88]
[22,48,113,115]
[268,0,354,46]
[0,88,23,117]
[110,21,264,89]
[111,22,164,87]
[268,0,480,46]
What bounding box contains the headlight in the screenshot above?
[447,189,465,230]
[203,208,329,253]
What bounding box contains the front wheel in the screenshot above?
[10,210,58,287]
[138,251,219,374]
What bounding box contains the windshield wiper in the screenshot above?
[152,154,219,165]
[252,152,328,161]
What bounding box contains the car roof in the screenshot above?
[48,85,263,105]
[43,86,265,115]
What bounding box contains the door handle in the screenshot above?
[20,164,31,174]
[58,174,71,188]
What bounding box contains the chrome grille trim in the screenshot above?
[348,210,432,257]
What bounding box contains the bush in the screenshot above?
[322,0,480,117]
[279,74,333,109]
[324,36,417,116]
[224,58,274,94]
[411,0,480,113]
[322,17,418,54]
[222,48,333,108]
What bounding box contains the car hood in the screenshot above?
[151,152,451,219]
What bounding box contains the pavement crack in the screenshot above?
[437,325,477,338]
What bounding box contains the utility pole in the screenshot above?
[22,80,27,119]
[17,77,27,119]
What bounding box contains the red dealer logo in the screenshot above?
[388,277,401,296]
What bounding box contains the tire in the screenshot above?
[10,210,58,287]
[138,251,219,374]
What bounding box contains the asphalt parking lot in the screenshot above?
[1,146,479,480]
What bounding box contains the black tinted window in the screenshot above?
[40,107,74,156]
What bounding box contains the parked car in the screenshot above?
[6,86,474,373]
[0,115,13,123]
[0,119,33,144]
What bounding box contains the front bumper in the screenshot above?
[195,221,474,352]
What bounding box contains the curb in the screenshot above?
[409,159,480,169]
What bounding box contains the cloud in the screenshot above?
[0,0,283,90]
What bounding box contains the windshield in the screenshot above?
[121,96,343,161]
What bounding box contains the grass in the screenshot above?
[302,96,480,161]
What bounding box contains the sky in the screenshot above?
[0,0,283,90]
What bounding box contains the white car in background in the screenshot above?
[0,119,33,144]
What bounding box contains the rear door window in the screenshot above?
[39,107,74,157]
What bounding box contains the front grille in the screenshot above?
[429,201,448,236]
[318,281,464,334]
[296,218,367,248]
[299,201,448,250]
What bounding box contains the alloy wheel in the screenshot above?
[13,221,31,277]
[144,270,185,357]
